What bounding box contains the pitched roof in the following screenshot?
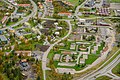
[0,35,7,41]
[58,12,72,16]
[1,16,8,24]
[18,4,30,7]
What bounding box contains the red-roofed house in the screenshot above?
[46,0,52,2]
[18,4,30,7]
[1,16,9,24]
[58,12,72,16]
[61,51,71,54]
[38,2,43,9]
[15,51,32,56]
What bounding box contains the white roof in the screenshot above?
[0,35,7,41]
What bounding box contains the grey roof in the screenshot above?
[0,35,7,41]
[115,34,120,42]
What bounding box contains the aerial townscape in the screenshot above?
[0,0,120,80]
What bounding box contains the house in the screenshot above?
[102,0,110,8]
[0,35,8,45]
[55,32,60,36]
[62,1,74,6]
[38,2,43,9]
[15,32,24,39]
[40,28,49,36]
[37,36,40,40]
[45,0,54,16]
[46,0,52,3]
[83,54,88,59]
[19,59,30,71]
[32,51,43,60]
[38,12,43,17]
[115,34,120,46]
[0,30,2,34]
[15,51,32,56]
[78,19,86,25]
[53,54,61,61]
[17,4,30,7]
[70,43,76,50]
[8,27,15,33]
[1,16,9,24]
[116,10,120,16]
[56,26,62,30]
[100,28,110,39]
[61,51,71,54]
[80,58,85,64]
[65,55,72,62]
[102,46,108,53]
[84,0,95,7]
[81,52,89,55]
[97,8,110,16]
[58,12,72,17]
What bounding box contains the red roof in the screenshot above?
[61,51,71,54]
[18,4,30,7]
[46,0,52,2]
[1,16,8,24]
[102,46,108,53]
[58,12,72,16]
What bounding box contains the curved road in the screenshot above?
[0,0,37,30]
[74,49,120,80]
[42,20,72,80]
[82,54,120,80]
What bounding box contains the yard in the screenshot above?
[56,64,84,71]
[96,42,105,54]
[110,0,120,3]
[112,63,120,77]
[47,50,61,60]
[66,0,84,6]
[85,54,99,64]
[15,40,43,50]
[96,76,112,80]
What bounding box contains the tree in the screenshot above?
[37,76,40,80]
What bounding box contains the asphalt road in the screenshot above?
[0,0,37,30]
[82,54,120,80]
[74,49,120,80]
[42,20,72,80]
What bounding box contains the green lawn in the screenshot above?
[0,73,9,80]
[48,50,61,60]
[85,54,99,64]
[66,0,79,6]
[56,64,83,71]
[109,0,120,3]
[15,41,43,50]
[96,42,105,54]
[48,50,55,60]
[6,18,22,26]
[96,76,112,80]
[112,63,120,77]
[66,0,84,6]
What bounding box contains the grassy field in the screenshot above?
[112,63,120,77]
[85,54,99,64]
[109,0,120,3]
[96,76,112,80]
[66,0,84,6]
[66,0,79,6]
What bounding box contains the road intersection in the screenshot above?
[42,20,72,80]
[77,49,120,80]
